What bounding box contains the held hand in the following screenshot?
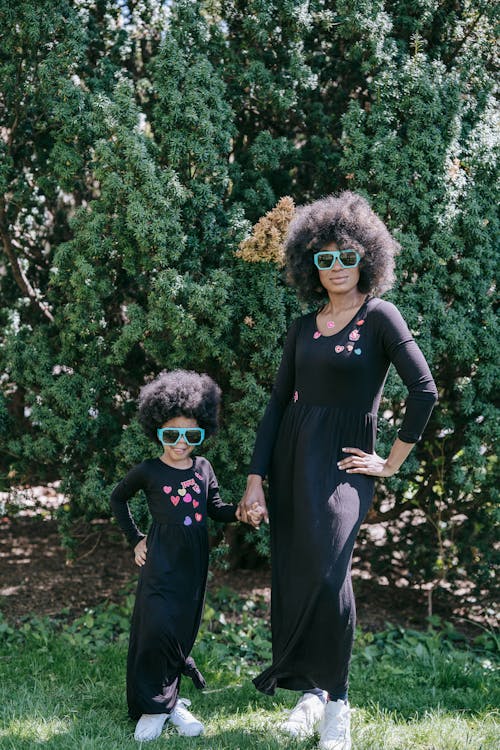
[237,476,269,528]
[338,447,398,478]
[236,501,266,527]
[134,537,147,567]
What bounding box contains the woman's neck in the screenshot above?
[323,289,367,318]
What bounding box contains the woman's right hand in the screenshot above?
[237,474,269,528]
[134,537,147,567]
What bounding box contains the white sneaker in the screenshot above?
[280,692,326,738]
[169,697,204,737]
[318,699,351,750]
[134,713,168,742]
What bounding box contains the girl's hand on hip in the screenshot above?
[338,447,397,478]
[134,538,147,566]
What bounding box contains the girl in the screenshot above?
[111,369,259,742]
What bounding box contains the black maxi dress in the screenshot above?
[110,455,236,719]
[250,298,437,699]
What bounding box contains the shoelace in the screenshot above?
[322,707,349,740]
[173,698,195,721]
[285,697,315,724]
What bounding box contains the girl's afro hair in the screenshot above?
[138,370,221,442]
[285,191,399,303]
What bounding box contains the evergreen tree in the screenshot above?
[0,0,497,597]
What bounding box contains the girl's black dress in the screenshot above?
[249,298,437,699]
[110,455,236,719]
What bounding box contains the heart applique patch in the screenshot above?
[193,500,199,508]
[313,331,321,339]
[349,329,360,341]
[184,516,192,526]
[163,486,172,494]
[346,344,354,352]
[354,348,362,355]
[195,513,202,522]
[178,488,186,496]
[356,319,365,326]
[335,345,345,353]
[183,493,192,503]
[171,495,180,506]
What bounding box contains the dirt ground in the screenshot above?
[0,512,491,639]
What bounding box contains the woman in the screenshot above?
[238,191,438,750]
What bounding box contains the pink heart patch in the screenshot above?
[346,344,354,352]
[335,345,345,353]
[349,329,360,341]
[163,486,172,494]
[171,495,180,506]
[193,500,199,508]
[195,513,202,522]
[356,319,365,326]
[183,493,192,503]
[313,331,321,339]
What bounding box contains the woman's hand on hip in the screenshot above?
[338,447,398,478]
[134,537,147,566]
[237,475,269,527]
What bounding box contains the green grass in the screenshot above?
[0,593,498,750]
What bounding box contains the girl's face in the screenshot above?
[316,240,361,296]
[158,416,200,469]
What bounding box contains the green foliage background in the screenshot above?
[0,1,498,597]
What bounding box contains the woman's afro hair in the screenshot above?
[285,191,399,303]
[138,370,221,442]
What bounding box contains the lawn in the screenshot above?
[0,588,498,750]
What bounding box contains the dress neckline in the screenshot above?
[314,297,370,339]
[156,456,195,472]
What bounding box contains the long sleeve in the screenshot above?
[378,302,438,443]
[249,318,300,477]
[206,463,237,523]
[110,463,147,547]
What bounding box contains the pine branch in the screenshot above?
[0,199,54,323]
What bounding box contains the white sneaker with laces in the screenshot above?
[280,692,326,738]
[318,699,351,750]
[134,712,168,742]
[169,697,204,737]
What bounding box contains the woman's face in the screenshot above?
[316,240,361,296]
